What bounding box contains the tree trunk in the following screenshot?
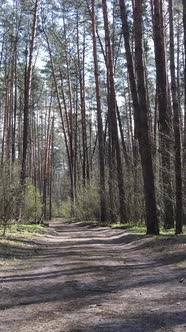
[45,31,75,217]
[153,0,174,229]
[183,0,186,143]
[21,0,39,187]
[77,13,88,187]
[169,0,183,234]
[182,0,186,222]
[102,0,127,223]
[91,0,107,223]
[119,0,159,234]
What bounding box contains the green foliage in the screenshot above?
[61,197,73,219]
[23,179,42,222]
[111,223,186,235]
[0,223,46,238]
[76,184,100,220]
[0,164,42,235]
[62,182,101,221]
[0,164,21,235]
[111,223,146,234]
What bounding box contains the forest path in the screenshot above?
[0,220,185,332]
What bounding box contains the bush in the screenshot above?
[0,164,21,235]
[60,197,72,219]
[23,179,42,222]
[76,184,100,220]
[0,162,43,235]
[62,182,101,221]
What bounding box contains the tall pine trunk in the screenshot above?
[169,0,183,234]
[102,0,127,223]
[21,0,39,187]
[134,0,159,234]
[182,0,186,222]
[119,0,159,234]
[153,0,174,229]
[91,0,106,223]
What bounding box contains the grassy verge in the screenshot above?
[0,223,48,265]
[64,218,186,236]
[0,223,48,238]
[111,223,186,235]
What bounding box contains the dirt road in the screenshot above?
[0,221,185,332]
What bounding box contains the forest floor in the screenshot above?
[0,220,185,332]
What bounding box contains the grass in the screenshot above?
[0,223,47,238]
[111,223,146,233]
[65,217,186,236]
[111,222,186,235]
[0,223,47,264]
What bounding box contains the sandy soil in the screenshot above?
[0,221,185,332]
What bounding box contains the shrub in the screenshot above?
[75,184,100,221]
[23,179,42,222]
[0,164,21,235]
[62,182,101,221]
[60,197,72,219]
[0,162,43,235]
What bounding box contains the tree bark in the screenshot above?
[91,0,107,223]
[169,0,183,234]
[182,0,186,222]
[153,0,174,229]
[21,0,39,187]
[119,0,159,234]
[102,0,127,223]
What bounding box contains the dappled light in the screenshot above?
[0,221,185,331]
[0,0,186,330]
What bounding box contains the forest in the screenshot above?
[0,0,185,236]
[0,1,186,331]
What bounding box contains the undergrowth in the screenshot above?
[0,223,47,238]
[65,218,186,236]
[111,223,186,235]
